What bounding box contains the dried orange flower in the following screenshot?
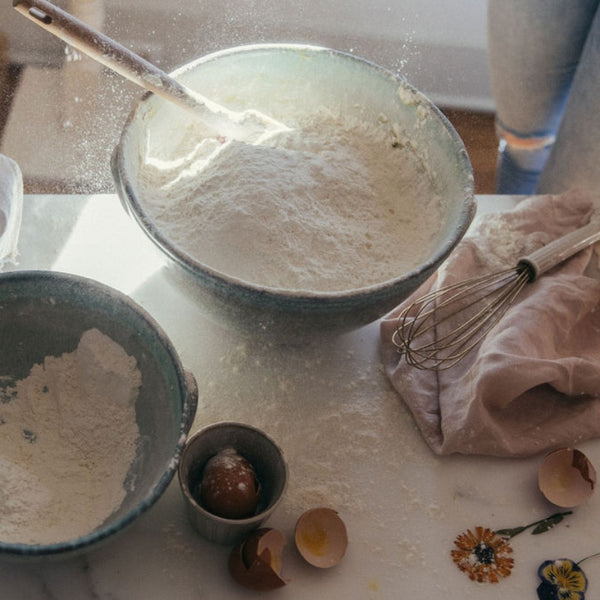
[451,526,514,583]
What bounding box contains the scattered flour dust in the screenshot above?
[0,328,141,545]
[138,110,443,291]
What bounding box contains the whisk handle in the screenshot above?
[518,221,600,280]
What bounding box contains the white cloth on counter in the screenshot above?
[380,189,600,457]
[0,154,22,267]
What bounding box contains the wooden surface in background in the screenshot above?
[443,108,498,195]
[0,35,21,147]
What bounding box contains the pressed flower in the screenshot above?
[451,526,514,583]
[536,558,587,600]
[451,512,573,584]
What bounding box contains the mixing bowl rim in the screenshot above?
[112,42,475,302]
[0,270,197,557]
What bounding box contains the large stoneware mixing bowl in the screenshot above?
[0,271,197,559]
[112,44,475,332]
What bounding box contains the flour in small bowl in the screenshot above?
[0,328,141,545]
[138,110,443,292]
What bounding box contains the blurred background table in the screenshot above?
[0,0,497,195]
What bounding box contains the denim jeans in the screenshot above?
[488,0,600,195]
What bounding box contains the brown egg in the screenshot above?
[538,447,596,508]
[229,528,289,591]
[295,507,348,568]
[194,447,261,519]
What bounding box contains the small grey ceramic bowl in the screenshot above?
[178,422,288,545]
[0,271,197,560]
[112,43,475,334]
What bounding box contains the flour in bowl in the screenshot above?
[138,110,443,292]
[0,328,141,545]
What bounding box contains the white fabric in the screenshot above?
[380,189,600,457]
[0,154,22,267]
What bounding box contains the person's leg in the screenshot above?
[536,7,600,194]
[487,0,600,194]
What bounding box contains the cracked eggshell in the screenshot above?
[294,507,348,568]
[538,447,596,508]
[228,528,289,591]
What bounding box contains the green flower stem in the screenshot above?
[578,552,600,566]
[495,511,573,539]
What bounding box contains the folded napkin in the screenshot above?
[0,154,22,268]
[380,189,600,457]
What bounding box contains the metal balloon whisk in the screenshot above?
[392,221,600,371]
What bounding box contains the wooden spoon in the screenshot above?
[13,0,291,144]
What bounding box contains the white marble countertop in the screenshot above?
[1,194,598,600]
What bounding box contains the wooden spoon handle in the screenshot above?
[12,0,239,133]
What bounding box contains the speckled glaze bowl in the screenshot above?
[0,271,198,560]
[112,44,475,333]
[178,422,288,545]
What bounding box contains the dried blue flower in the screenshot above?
[536,558,587,600]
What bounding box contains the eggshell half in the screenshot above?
[229,528,288,591]
[538,447,596,508]
[295,507,348,568]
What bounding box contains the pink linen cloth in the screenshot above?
[380,189,600,457]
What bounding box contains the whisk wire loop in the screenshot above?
[392,220,600,371]
[393,265,532,370]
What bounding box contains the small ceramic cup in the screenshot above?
[178,421,288,545]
